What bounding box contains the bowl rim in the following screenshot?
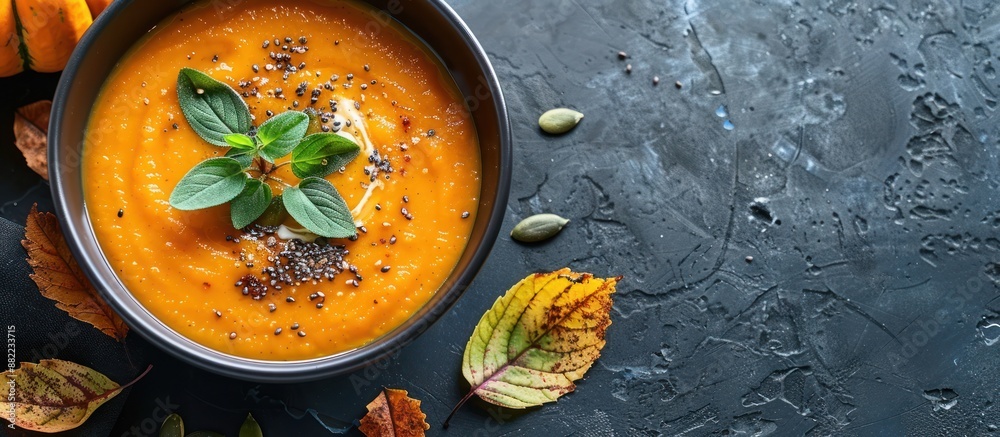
[49,0,511,382]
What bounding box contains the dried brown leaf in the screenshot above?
[359,388,430,437]
[21,204,129,340]
[13,100,51,180]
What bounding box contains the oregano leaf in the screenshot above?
[282,177,356,238]
[258,111,309,162]
[224,133,256,150]
[231,179,272,229]
[290,133,361,179]
[169,158,248,210]
[225,148,255,169]
[176,68,252,147]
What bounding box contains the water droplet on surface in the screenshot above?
[715,105,728,118]
[723,120,735,130]
[978,317,1000,346]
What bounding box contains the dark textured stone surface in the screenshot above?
[3,0,1000,435]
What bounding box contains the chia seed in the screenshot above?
[229,332,237,339]
[274,327,282,335]
[298,331,306,337]
[381,266,391,273]
[117,209,124,218]
[291,323,299,330]
[265,236,349,286]
[462,211,470,219]
[236,274,268,300]
[268,303,277,312]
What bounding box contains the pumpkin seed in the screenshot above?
[538,108,584,134]
[159,414,184,437]
[239,413,263,437]
[511,214,570,243]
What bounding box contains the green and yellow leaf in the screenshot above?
[0,359,151,433]
[448,269,618,422]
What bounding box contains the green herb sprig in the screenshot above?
[168,68,361,238]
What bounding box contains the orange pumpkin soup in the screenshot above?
[82,0,481,360]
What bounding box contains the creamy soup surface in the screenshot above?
[83,0,481,360]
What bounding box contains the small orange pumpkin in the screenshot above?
[1,0,113,77]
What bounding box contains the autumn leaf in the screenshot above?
[446,269,619,425]
[13,100,51,180]
[359,388,430,437]
[0,360,151,433]
[21,204,129,340]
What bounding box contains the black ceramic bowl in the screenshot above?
[49,0,509,382]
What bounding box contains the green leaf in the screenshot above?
[224,133,256,150]
[176,68,253,147]
[290,133,361,178]
[239,413,263,437]
[258,111,309,162]
[256,195,289,227]
[282,177,356,238]
[169,158,248,210]
[226,148,255,169]
[231,180,273,229]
